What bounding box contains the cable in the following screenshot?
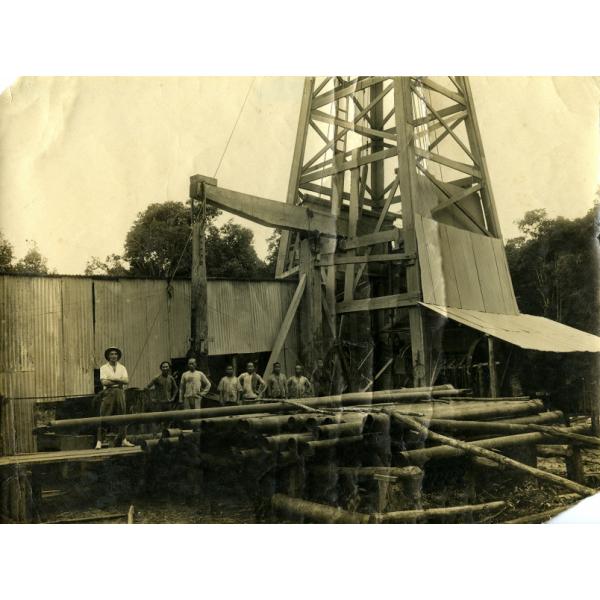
[212,77,256,178]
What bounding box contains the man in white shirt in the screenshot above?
[179,357,212,409]
[96,346,134,449]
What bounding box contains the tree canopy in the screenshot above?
[85,200,274,279]
[505,206,599,406]
[0,234,50,275]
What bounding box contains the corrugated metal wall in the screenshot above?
[0,275,300,451]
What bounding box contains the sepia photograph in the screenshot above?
[1,73,599,527]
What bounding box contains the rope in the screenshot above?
[212,77,256,178]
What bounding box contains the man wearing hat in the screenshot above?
[95,346,134,449]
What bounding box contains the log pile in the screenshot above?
[2,385,597,524]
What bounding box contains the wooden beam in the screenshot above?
[299,146,399,185]
[411,86,476,163]
[312,110,396,141]
[312,76,387,109]
[263,274,306,380]
[318,252,415,267]
[344,160,360,301]
[414,147,481,178]
[339,228,401,251]
[430,183,483,217]
[411,102,465,128]
[277,77,315,277]
[337,292,420,314]
[202,184,347,237]
[415,77,466,105]
[458,76,503,237]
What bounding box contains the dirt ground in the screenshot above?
[37,445,600,524]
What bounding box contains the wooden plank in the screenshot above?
[420,217,445,306]
[470,233,506,313]
[339,228,401,250]
[318,253,415,267]
[491,237,519,314]
[337,293,420,314]
[414,215,436,305]
[344,163,360,301]
[438,224,462,308]
[445,224,485,311]
[263,275,306,380]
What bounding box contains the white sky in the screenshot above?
[0,76,598,274]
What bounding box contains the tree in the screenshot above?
[13,242,50,274]
[86,201,272,280]
[0,231,15,272]
[205,220,270,278]
[505,206,600,409]
[84,254,129,276]
[264,228,281,277]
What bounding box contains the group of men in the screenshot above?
[95,346,332,448]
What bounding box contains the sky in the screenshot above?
[0,76,599,274]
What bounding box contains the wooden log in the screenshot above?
[394,414,596,497]
[311,465,422,479]
[536,445,572,458]
[374,500,506,523]
[504,505,575,524]
[426,412,563,434]
[566,446,585,484]
[271,493,371,524]
[127,505,135,524]
[387,400,544,423]
[45,385,459,431]
[262,432,314,452]
[300,435,365,456]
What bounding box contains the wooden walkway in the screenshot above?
[0,446,143,467]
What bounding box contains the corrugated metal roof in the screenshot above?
[421,302,600,353]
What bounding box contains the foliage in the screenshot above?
[85,201,272,280]
[264,228,281,276]
[0,231,14,271]
[206,220,271,278]
[505,206,599,407]
[84,254,130,276]
[0,235,51,275]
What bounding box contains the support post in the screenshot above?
[299,237,322,369]
[487,336,499,397]
[394,78,428,387]
[190,178,215,373]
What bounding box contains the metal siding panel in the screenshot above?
[61,277,95,396]
[121,280,149,388]
[93,280,124,367]
[168,281,191,358]
[421,302,600,353]
[206,280,299,356]
[144,280,171,385]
